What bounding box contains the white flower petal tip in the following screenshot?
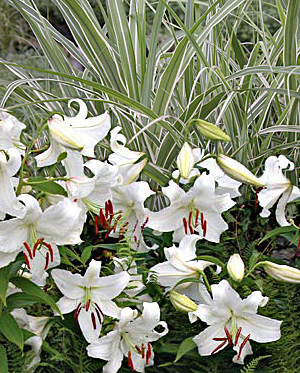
[227,254,244,282]
[217,154,264,187]
[262,261,300,283]
[192,280,282,364]
[176,142,195,179]
[0,110,26,154]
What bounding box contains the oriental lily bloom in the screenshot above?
[0,148,26,219]
[149,235,221,302]
[190,280,282,364]
[176,142,195,179]
[0,110,26,154]
[52,260,130,343]
[87,302,168,373]
[111,181,156,251]
[148,174,235,243]
[199,158,241,198]
[257,155,300,226]
[108,126,147,185]
[0,194,85,280]
[66,160,121,213]
[35,99,111,174]
[11,308,50,369]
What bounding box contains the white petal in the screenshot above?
[56,296,79,314]
[87,330,121,361]
[35,141,61,168]
[177,234,201,261]
[232,338,253,364]
[82,259,102,285]
[51,269,85,299]
[0,218,28,253]
[193,323,227,356]
[242,291,269,313]
[78,307,102,343]
[91,271,130,300]
[276,188,292,226]
[0,250,20,267]
[238,314,282,343]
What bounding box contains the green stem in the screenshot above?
[16,123,48,196]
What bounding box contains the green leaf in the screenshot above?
[0,264,12,306]
[27,177,67,196]
[194,256,225,268]
[0,345,8,373]
[0,312,24,350]
[81,246,93,264]
[6,293,42,312]
[174,337,196,362]
[10,276,61,316]
[259,226,297,244]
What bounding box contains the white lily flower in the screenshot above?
[0,148,26,219]
[199,158,241,198]
[52,260,130,343]
[87,302,168,373]
[67,160,121,213]
[191,280,282,364]
[108,126,147,185]
[257,155,300,226]
[0,194,85,285]
[111,182,156,251]
[262,261,300,283]
[35,99,111,171]
[11,308,50,369]
[0,110,26,154]
[147,174,235,243]
[149,235,220,302]
[114,257,152,306]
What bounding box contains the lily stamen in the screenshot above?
[183,217,188,234]
[211,339,227,355]
[43,242,54,262]
[146,342,152,365]
[237,334,251,361]
[23,252,31,269]
[94,216,99,235]
[127,351,134,372]
[44,252,50,270]
[23,242,33,259]
[234,327,242,345]
[224,325,231,347]
[91,312,97,330]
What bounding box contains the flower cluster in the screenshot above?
[2,100,300,371]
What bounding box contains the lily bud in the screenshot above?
[48,115,84,151]
[262,261,300,283]
[227,254,244,282]
[169,290,197,313]
[176,142,195,179]
[194,119,231,142]
[217,154,265,187]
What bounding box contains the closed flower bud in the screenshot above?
[169,290,197,313]
[194,119,231,142]
[176,142,195,179]
[217,154,265,187]
[48,115,84,151]
[263,261,300,283]
[227,254,244,282]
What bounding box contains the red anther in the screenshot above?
[195,209,199,226]
[99,209,107,228]
[188,211,192,229]
[94,216,99,236]
[128,351,134,372]
[134,234,138,243]
[210,340,227,355]
[105,227,113,239]
[224,326,231,347]
[85,300,91,312]
[107,199,113,215]
[234,327,242,346]
[141,217,149,231]
[237,334,250,361]
[43,242,54,262]
[74,303,82,323]
[23,252,31,269]
[135,345,141,354]
[105,201,109,219]
[23,242,33,260]
[201,212,204,227]
[133,219,139,233]
[183,218,188,234]
[203,220,207,237]
[91,312,97,330]
[95,307,103,324]
[141,343,145,359]
[146,342,151,365]
[44,252,50,270]
[32,238,43,257]
[213,337,227,341]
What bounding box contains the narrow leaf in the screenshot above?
[174,337,196,362]
[0,312,24,350]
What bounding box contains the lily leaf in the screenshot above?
[174,337,197,362]
[0,312,24,350]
